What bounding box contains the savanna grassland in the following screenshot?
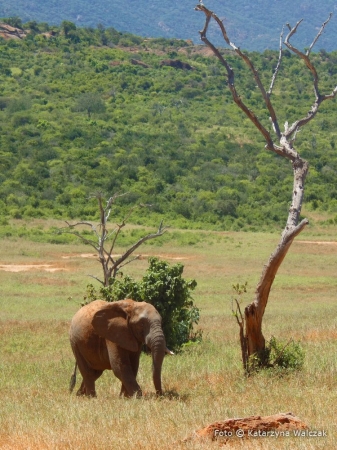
[0,218,337,449]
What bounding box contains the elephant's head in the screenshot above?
[91,299,167,395]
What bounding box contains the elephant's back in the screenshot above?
[69,300,108,341]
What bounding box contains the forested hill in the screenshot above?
[0,25,336,231]
[0,0,337,51]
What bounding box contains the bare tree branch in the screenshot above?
[268,27,284,97]
[112,221,166,276]
[284,14,337,138]
[195,4,336,369]
[60,225,99,251]
[118,255,141,270]
[88,274,105,285]
[307,13,333,56]
[64,220,100,239]
[196,4,281,143]
[232,296,248,373]
[60,194,166,286]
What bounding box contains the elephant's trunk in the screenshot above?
[146,324,166,396]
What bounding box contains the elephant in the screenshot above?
[69,298,170,398]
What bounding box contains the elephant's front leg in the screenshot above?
[120,349,141,397]
[107,342,142,397]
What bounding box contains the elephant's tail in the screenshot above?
[69,362,77,393]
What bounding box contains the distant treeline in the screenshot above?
[0,21,336,230]
[1,0,337,51]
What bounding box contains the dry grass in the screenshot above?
[0,225,337,449]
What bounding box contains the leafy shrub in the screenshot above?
[2,17,23,28]
[84,257,201,351]
[8,96,32,113]
[0,97,10,110]
[73,93,106,118]
[252,336,305,373]
[9,208,23,219]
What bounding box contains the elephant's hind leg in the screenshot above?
[73,349,103,397]
[76,369,103,397]
[76,380,86,396]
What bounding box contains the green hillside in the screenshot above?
[0,0,336,51]
[0,23,336,231]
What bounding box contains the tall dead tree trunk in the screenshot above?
[196,4,337,370]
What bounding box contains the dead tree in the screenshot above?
[61,193,166,286]
[196,4,337,371]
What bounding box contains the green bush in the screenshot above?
[84,257,201,351]
[252,336,305,373]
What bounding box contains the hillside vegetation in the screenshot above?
[0,22,336,231]
[0,0,336,51]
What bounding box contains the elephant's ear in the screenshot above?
[91,300,139,352]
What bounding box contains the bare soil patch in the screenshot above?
[61,252,195,261]
[297,240,337,246]
[0,252,194,272]
[0,264,69,272]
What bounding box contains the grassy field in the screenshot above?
[0,220,337,449]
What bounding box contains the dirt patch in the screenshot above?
[185,412,308,445]
[293,240,337,257]
[0,247,196,273]
[0,264,69,272]
[297,241,337,245]
[0,252,193,272]
[61,253,194,261]
[62,253,97,259]
[141,253,194,261]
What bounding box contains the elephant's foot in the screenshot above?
[76,380,97,397]
[76,389,85,397]
[120,384,142,398]
[76,381,86,396]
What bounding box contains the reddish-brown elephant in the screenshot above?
[69,299,169,397]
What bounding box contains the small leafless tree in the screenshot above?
[61,193,166,286]
[196,4,337,372]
